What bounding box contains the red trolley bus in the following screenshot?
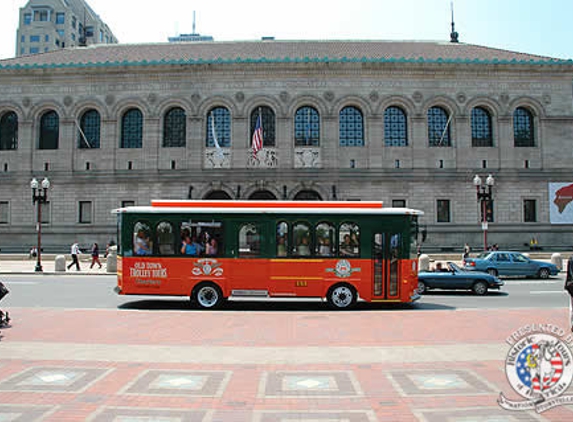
[114,200,424,309]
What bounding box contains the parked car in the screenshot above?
[462,251,559,279]
[418,262,504,295]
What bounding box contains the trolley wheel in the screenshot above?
[192,282,224,309]
[326,283,357,310]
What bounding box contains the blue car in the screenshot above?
[418,262,504,295]
[463,251,559,279]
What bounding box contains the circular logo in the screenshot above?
[505,333,573,400]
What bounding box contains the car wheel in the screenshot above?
[472,281,488,296]
[327,283,357,309]
[417,281,427,295]
[192,282,224,309]
[487,268,498,277]
[538,268,550,279]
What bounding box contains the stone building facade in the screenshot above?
[16,0,117,57]
[0,40,572,252]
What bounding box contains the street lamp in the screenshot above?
[473,174,494,251]
[30,177,50,272]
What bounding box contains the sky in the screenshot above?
[0,0,572,60]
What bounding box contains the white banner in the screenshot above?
[549,183,573,224]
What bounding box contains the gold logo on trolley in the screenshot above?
[326,259,361,278]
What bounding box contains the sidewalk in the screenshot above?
[0,257,112,275]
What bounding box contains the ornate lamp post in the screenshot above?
[473,174,494,251]
[30,177,50,272]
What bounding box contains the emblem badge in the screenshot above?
[192,259,223,277]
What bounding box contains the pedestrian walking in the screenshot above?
[565,256,573,332]
[463,243,471,259]
[90,242,102,269]
[67,241,81,271]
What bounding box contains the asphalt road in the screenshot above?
[0,272,569,312]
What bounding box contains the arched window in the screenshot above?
[315,222,335,257]
[250,106,275,147]
[78,109,100,149]
[384,106,408,147]
[0,111,18,150]
[133,221,152,256]
[204,190,232,200]
[293,190,322,201]
[339,222,360,257]
[39,110,59,150]
[514,107,535,147]
[293,222,312,257]
[294,106,320,146]
[471,107,493,147]
[339,106,364,147]
[163,107,186,148]
[427,106,451,147]
[248,190,277,200]
[121,108,143,148]
[156,221,175,255]
[276,221,289,257]
[206,106,231,148]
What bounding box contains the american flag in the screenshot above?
[252,113,263,158]
[516,343,563,392]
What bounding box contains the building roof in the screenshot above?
[0,39,570,70]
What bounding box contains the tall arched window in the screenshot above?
[163,107,186,148]
[294,106,320,146]
[39,110,59,150]
[427,106,451,147]
[339,106,364,147]
[0,111,18,150]
[78,109,101,149]
[206,106,231,148]
[121,108,143,148]
[471,107,493,147]
[384,106,408,147]
[250,106,275,147]
[514,107,535,147]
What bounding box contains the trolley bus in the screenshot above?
[114,200,424,309]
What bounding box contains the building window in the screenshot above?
[471,107,493,147]
[24,13,32,25]
[99,30,103,42]
[29,35,40,43]
[294,106,320,146]
[72,16,76,29]
[120,108,143,148]
[0,111,18,150]
[85,26,94,37]
[45,35,49,42]
[523,199,537,223]
[39,110,59,150]
[29,47,39,54]
[392,199,406,208]
[21,35,25,43]
[384,106,408,147]
[0,201,9,224]
[57,29,64,38]
[206,107,231,148]
[79,201,92,224]
[339,106,364,147]
[163,107,186,148]
[121,201,135,208]
[514,107,535,147]
[33,10,49,22]
[78,109,101,148]
[428,106,451,147]
[250,106,275,147]
[56,12,65,24]
[437,199,451,223]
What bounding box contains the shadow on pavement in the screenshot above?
[420,290,509,297]
[118,299,455,312]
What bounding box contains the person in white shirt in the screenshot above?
[67,241,81,271]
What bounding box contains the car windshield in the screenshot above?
[448,262,461,272]
[476,252,492,259]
